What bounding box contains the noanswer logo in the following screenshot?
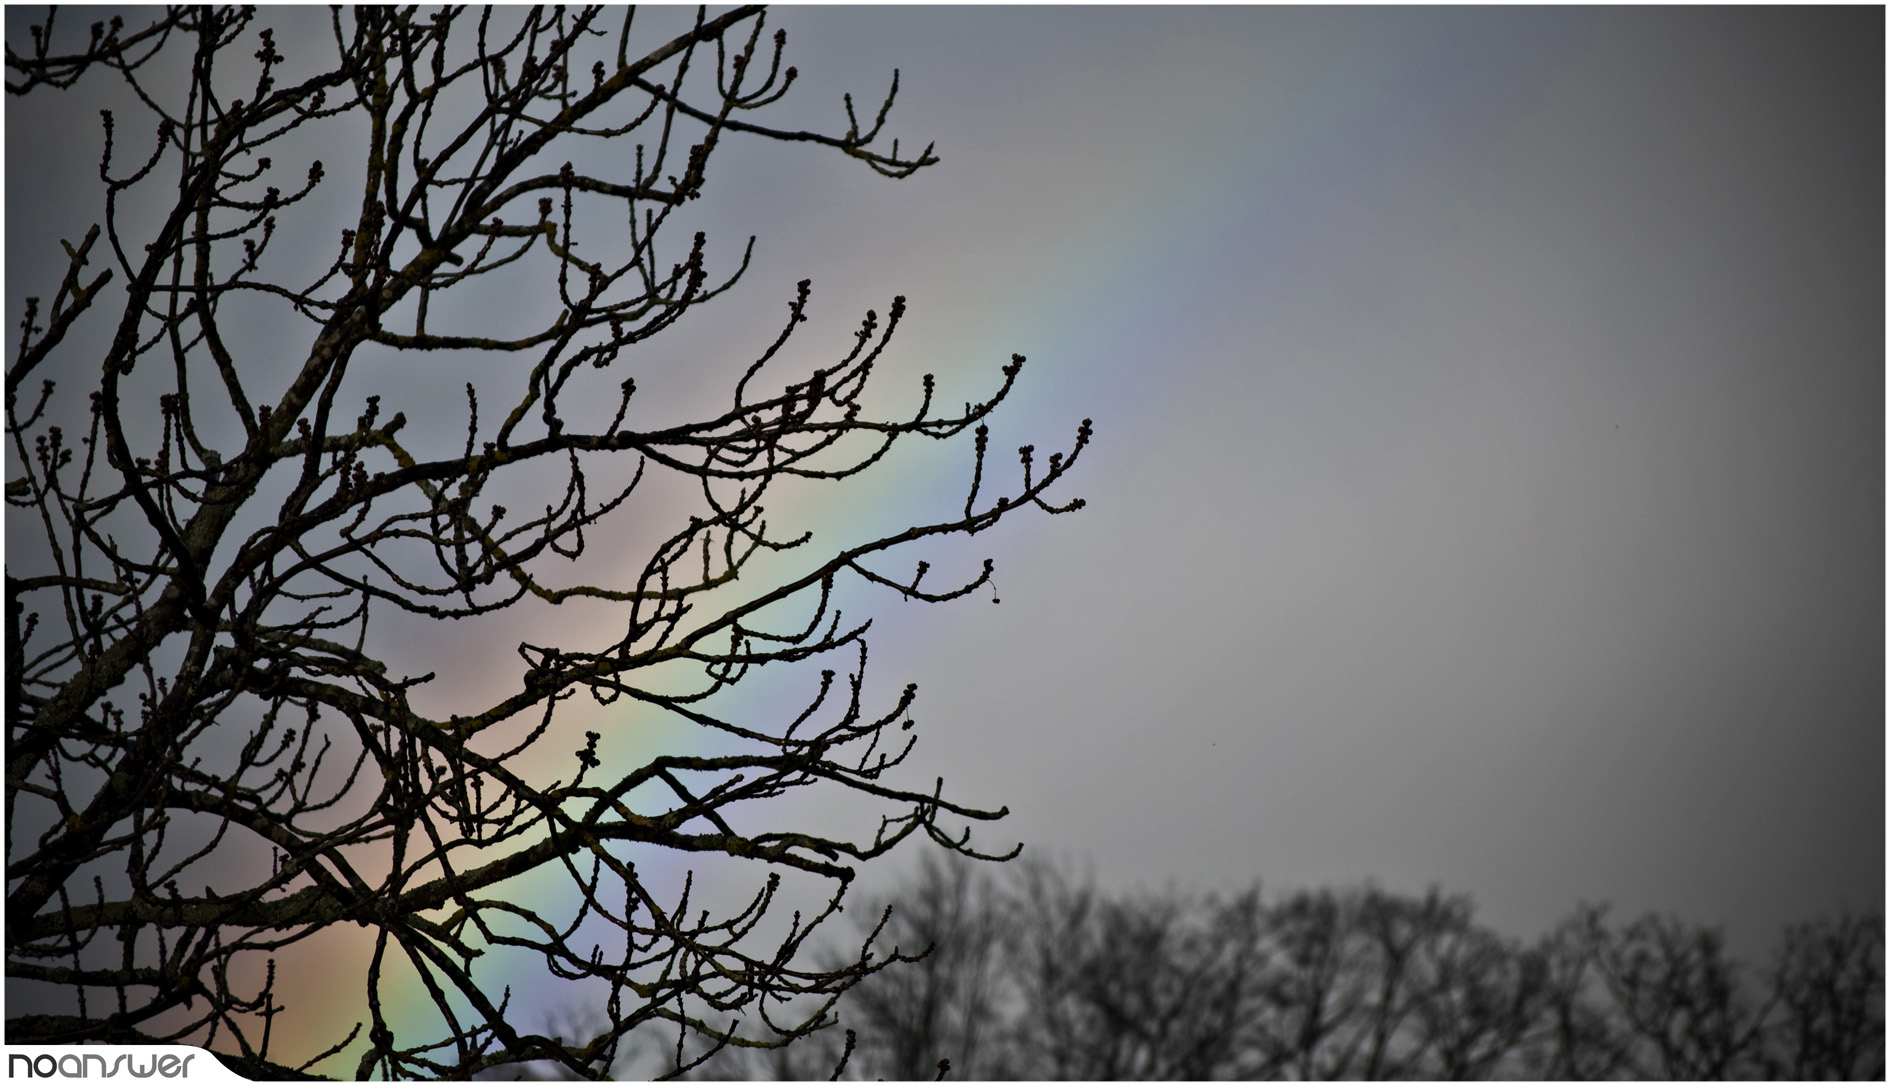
[4,1048,242,1082]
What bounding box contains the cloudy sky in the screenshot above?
[8,2,1882,1058]
[685,4,1884,957]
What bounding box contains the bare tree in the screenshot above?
[1768,912,1886,1080]
[1566,907,1885,1081]
[1239,885,1556,1080]
[5,6,1090,1079]
[1589,912,1775,1078]
[711,854,1012,1082]
[1000,862,1269,1080]
[747,858,1883,1080]
[831,854,1009,1082]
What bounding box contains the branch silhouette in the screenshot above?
[6,7,1086,1078]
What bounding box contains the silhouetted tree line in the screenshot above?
[703,855,1883,1080]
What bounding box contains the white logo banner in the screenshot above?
[2,1048,248,1083]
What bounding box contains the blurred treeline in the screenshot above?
[703,855,1883,1080]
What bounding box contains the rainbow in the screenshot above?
[260,8,1597,1073]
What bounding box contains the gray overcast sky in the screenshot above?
[6,3,1880,978]
[680,4,1884,956]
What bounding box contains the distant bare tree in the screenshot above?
[724,857,1883,1080]
[6,6,1089,1078]
[1002,864,1267,1080]
[840,854,1009,1081]
[712,854,1011,1082]
[1244,885,1554,1080]
[1546,906,1886,1080]
[1590,912,1775,1078]
[1768,912,1886,1079]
